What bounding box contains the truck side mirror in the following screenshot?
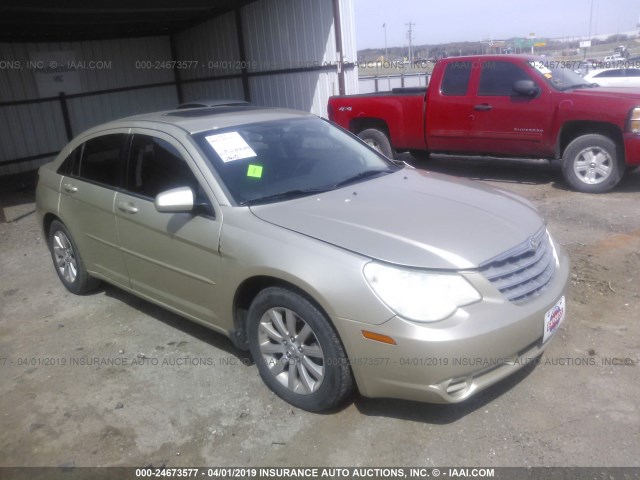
[513,80,541,97]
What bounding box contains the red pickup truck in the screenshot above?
[328,55,640,193]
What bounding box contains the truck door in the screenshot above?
[425,60,478,152]
[468,60,551,156]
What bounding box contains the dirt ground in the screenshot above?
[1,157,639,468]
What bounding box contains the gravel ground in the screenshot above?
[0,159,639,468]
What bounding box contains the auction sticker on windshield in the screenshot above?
[205,132,257,162]
[543,296,565,343]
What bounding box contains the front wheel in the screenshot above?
[247,287,353,412]
[561,134,624,193]
[357,128,394,159]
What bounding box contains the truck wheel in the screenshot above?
[561,134,624,193]
[358,129,394,159]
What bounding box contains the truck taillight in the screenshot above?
[628,107,640,134]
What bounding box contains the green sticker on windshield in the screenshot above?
[247,164,263,178]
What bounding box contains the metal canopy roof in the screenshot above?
[0,0,257,42]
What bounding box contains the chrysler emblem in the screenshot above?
[529,236,540,250]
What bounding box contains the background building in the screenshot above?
[0,0,358,176]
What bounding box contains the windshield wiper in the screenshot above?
[329,169,395,189]
[241,187,332,206]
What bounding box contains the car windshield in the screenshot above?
[192,117,399,205]
[528,60,595,91]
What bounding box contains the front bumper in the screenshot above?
[624,133,640,166]
[333,243,571,404]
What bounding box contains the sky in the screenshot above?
[353,0,640,50]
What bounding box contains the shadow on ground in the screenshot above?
[402,153,640,194]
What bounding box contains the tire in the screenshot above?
[357,128,394,159]
[409,150,431,161]
[561,134,624,193]
[247,287,353,412]
[48,220,99,295]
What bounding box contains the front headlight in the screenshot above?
[628,107,640,134]
[363,262,481,323]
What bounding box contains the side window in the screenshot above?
[625,69,640,77]
[593,69,624,78]
[57,144,83,176]
[478,62,532,96]
[440,62,472,96]
[79,134,126,187]
[128,134,201,199]
[595,70,624,78]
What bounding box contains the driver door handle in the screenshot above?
[474,104,493,111]
[63,183,78,193]
[118,202,139,214]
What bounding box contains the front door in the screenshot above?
[114,130,223,325]
[468,60,552,156]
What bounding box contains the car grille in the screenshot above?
[479,227,555,304]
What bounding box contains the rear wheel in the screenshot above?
[561,134,624,193]
[48,220,99,294]
[247,287,353,412]
[357,128,394,159]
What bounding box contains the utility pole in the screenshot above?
[383,23,388,61]
[588,0,594,58]
[405,22,415,64]
[383,23,390,90]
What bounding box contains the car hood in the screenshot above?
[250,169,544,270]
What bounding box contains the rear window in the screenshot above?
[57,145,83,176]
[440,62,472,96]
[79,134,127,188]
[595,69,624,78]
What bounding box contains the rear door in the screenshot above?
[467,60,552,156]
[425,60,478,152]
[57,132,130,286]
[114,130,223,325]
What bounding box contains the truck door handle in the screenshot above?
[118,202,139,214]
[63,183,78,193]
[474,104,493,111]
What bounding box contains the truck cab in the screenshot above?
[328,55,640,193]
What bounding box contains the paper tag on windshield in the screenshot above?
[531,61,552,76]
[205,132,257,163]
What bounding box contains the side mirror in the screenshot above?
[154,187,194,213]
[513,80,541,97]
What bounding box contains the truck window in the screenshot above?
[440,61,472,96]
[478,61,532,96]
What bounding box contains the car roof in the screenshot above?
[84,106,314,136]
